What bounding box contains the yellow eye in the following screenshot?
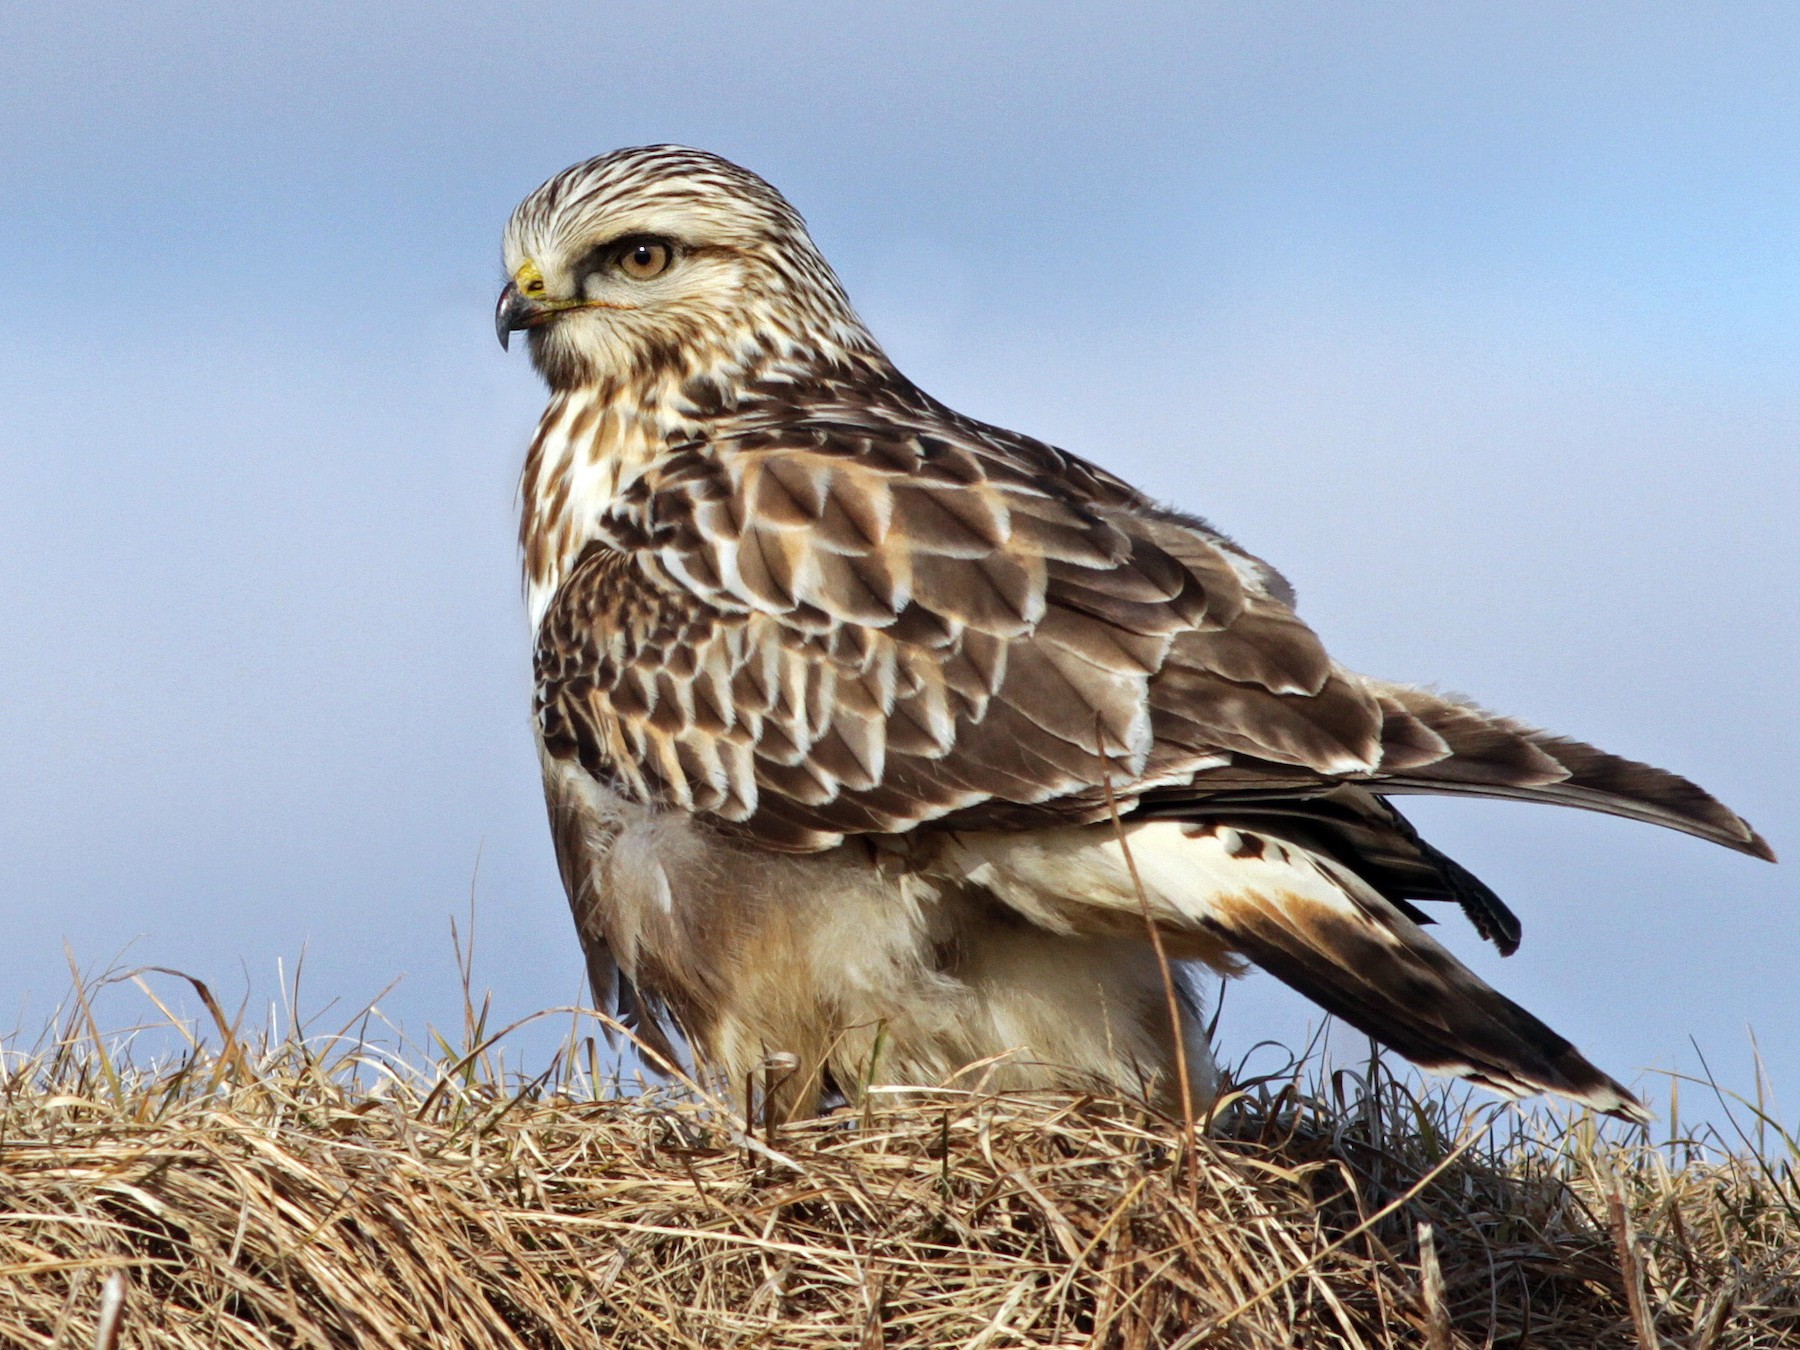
[618,240,672,280]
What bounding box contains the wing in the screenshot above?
[535,411,1374,841]
[534,408,1772,865]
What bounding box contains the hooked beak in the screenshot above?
[496,277,624,350]
[495,280,547,351]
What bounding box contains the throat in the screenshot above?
[519,386,676,627]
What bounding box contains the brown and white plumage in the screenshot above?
[498,145,1773,1123]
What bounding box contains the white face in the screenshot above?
[498,147,867,391]
[501,204,763,389]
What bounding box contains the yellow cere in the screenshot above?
[514,259,547,295]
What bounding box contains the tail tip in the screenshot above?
[1445,1060,1650,1124]
[1742,824,1777,864]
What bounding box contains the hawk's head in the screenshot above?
[498,145,876,392]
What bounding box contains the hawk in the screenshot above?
[496,146,1771,1123]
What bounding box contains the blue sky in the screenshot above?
[3,3,1795,1122]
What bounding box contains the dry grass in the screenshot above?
[4,969,1799,1349]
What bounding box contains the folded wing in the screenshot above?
[534,409,1768,869]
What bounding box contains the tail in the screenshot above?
[949,819,1651,1121]
[1369,681,1774,862]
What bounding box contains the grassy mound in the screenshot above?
[4,973,1797,1348]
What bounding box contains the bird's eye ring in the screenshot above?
[617,239,673,280]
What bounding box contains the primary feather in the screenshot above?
[502,145,1771,1122]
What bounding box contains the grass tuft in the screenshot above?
[4,967,1798,1348]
